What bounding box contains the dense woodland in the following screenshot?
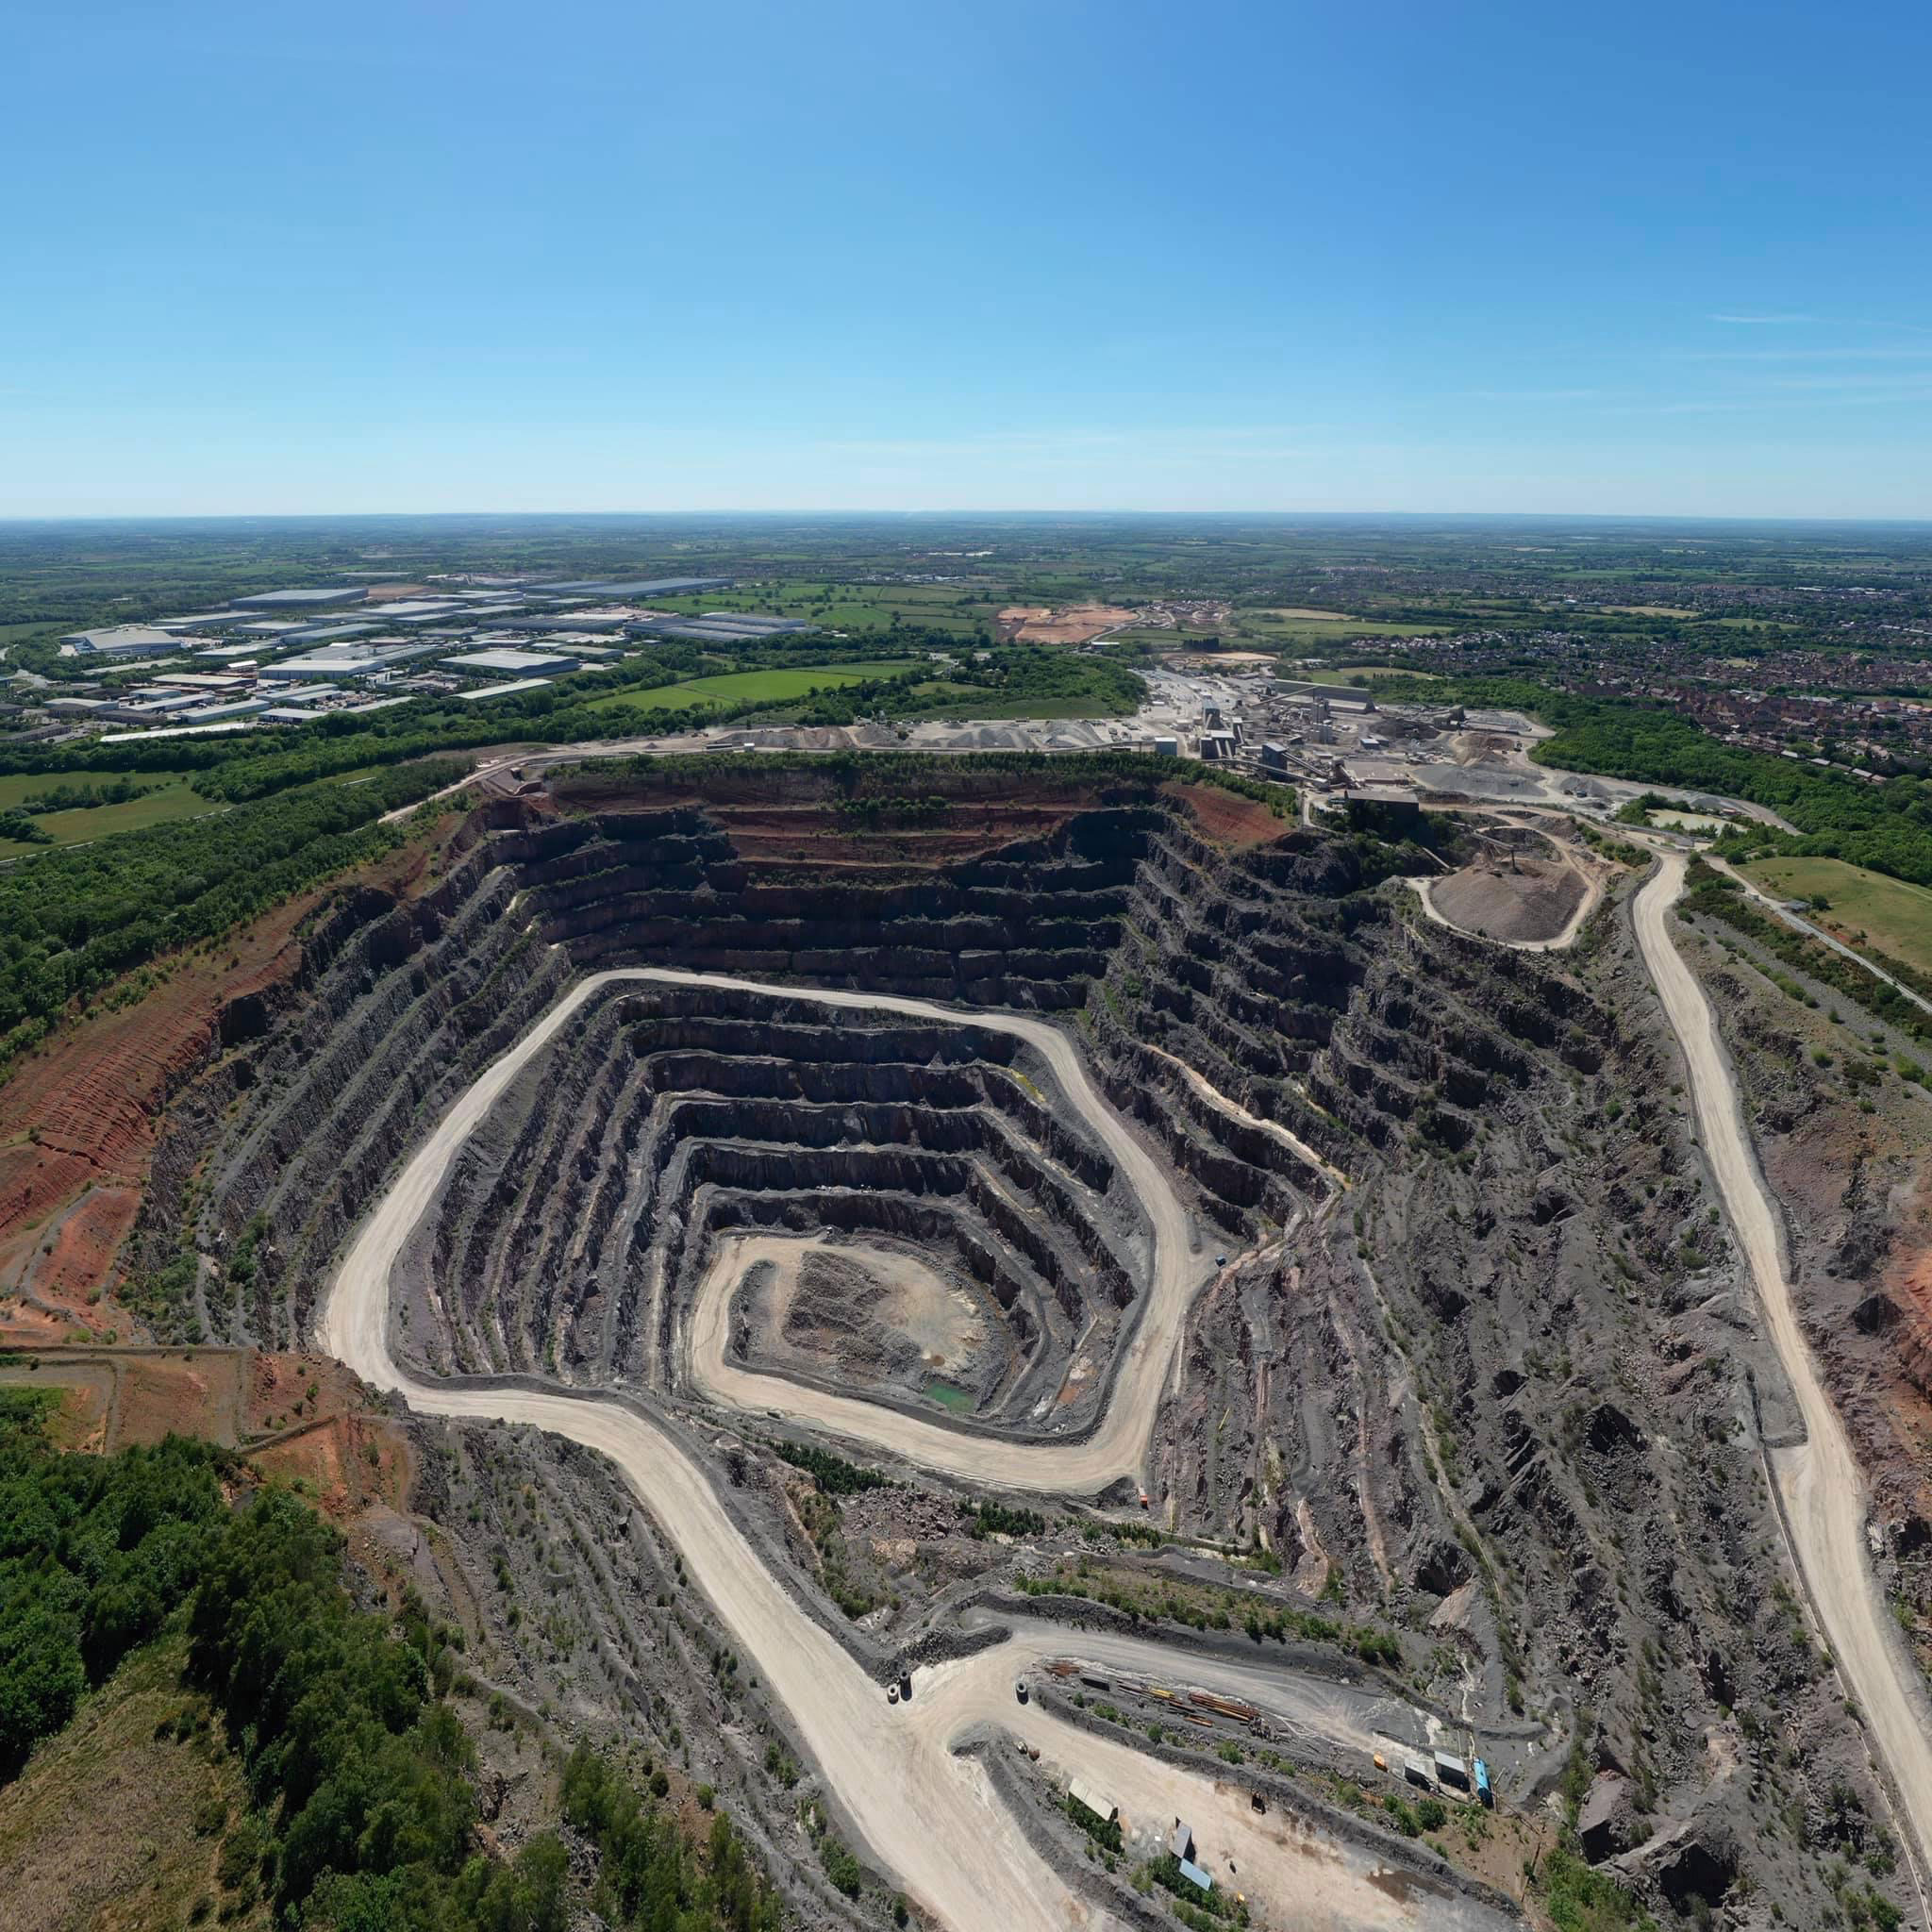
[0,1389,780,1931]
[0,759,464,1067]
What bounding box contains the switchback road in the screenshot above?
[320,964,1504,1930]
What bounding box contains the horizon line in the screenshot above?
[4,506,1932,528]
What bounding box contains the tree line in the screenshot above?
[0,758,463,1068]
[0,1389,781,1932]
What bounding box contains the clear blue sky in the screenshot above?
[5,0,1930,518]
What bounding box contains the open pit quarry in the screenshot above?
[122,759,1932,1931]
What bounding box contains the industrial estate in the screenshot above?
[5,515,1932,1932]
[44,575,787,735]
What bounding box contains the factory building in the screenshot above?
[277,620,381,647]
[154,610,256,631]
[494,609,636,633]
[457,676,552,700]
[58,625,180,657]
[232,587,368,608]
[178,698,272,724]
[445,649,582,676]
[650,614,814,642]
[271,640,447,679]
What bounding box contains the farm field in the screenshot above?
[1738,855,1932,974]
[0,777,211,857]
[0,768,164,808]
[1241,616,1444,645]
[648,577,998,638]
[584,662,907,714]
[1303,662,1444,683]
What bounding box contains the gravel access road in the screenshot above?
[1634,856,1932,1897]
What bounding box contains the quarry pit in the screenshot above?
[104,756,1932,1931]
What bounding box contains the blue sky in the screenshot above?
[4,0,1930,518]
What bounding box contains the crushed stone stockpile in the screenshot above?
[1428,855,1587,943]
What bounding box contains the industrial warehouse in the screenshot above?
[37,575,815,744]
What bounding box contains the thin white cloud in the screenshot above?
[1673,346,1932,362]
[1708,312,1817,325]
[819,426,1321,463]
[1600,386,1932,416]
[1763,372,1932,392]
[1464,388,1605,402]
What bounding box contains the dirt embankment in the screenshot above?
[549,762,1206,876]
[1680,899,1932,1531]
[1164,779,1286,849]
[0,1341,411,1547]
[0,908,314,1341]
[0,833,450,1342]
[995,603,1137,643]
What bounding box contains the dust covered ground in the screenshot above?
[1427,853,1587,941]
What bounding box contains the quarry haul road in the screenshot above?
[320,965,1504,1931]
[629,966,1208,1495]
[1635,857,1932,1891]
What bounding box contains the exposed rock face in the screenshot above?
[1061,818,1901,1923]
[132,769,1907,1926]
[138,787,1156,1342]
[1578,1771,1641,1862]
[397,980,1146,1437]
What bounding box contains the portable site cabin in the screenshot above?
[1069,1780,1117,1825]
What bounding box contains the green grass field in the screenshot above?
[647,578,998,639]
[1739,856,1932,974]
[584,662,908,715]
[0,768,161,808]
[0,776,212,857]
[1239,617,1445,649]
